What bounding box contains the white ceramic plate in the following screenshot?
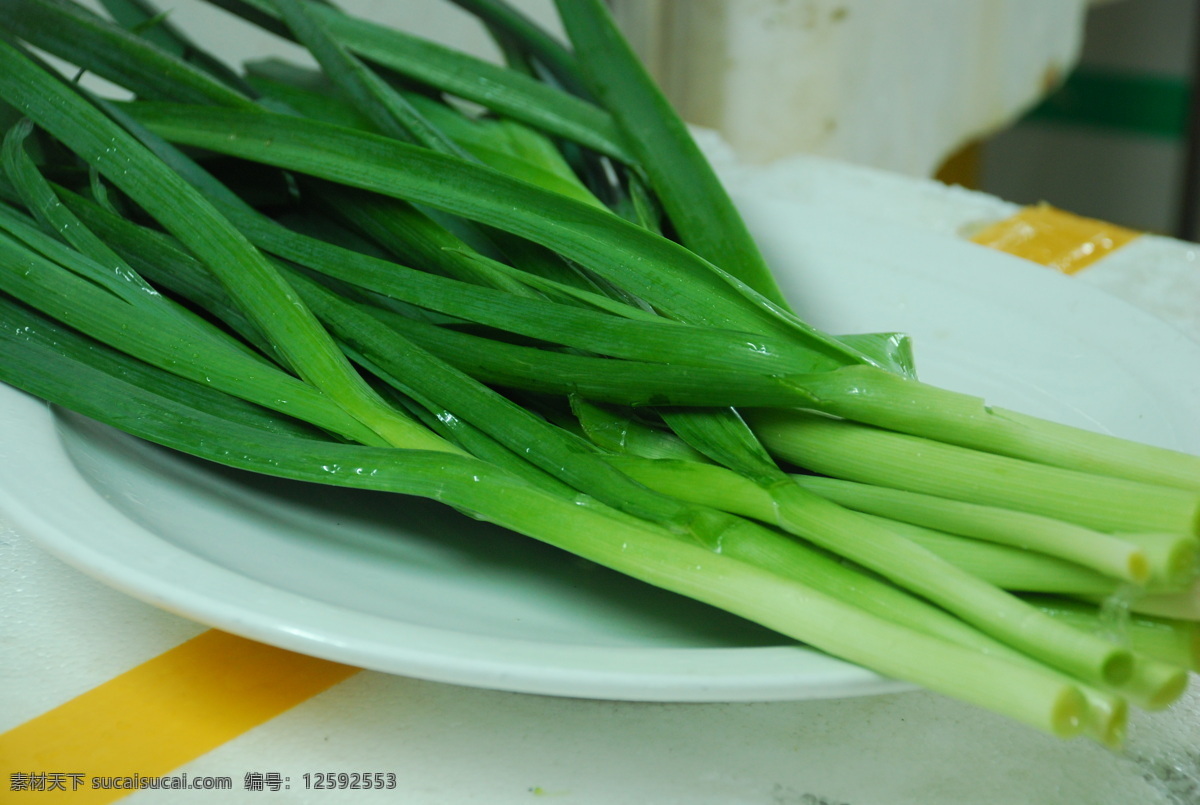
[2,195,1199,702]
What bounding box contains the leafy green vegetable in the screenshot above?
[1,0,1198,747]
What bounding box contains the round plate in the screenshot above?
[2,195,1198,702]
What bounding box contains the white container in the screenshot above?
[611,0,1089,176]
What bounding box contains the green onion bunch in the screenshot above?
[0,0,1197,747]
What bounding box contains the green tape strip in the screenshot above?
[1026,68,1190,140]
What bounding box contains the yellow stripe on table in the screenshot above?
[971,203,1140,274]
[0,630,359,803]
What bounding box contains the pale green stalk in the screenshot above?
[748,409,1200,537]
[790,365,1200,493]
[603,456,1134,688]
[1026,595,1200,671]
[793,475,1152,584]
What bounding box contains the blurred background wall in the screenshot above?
[979,0,1199,238]
[609,0,1089,176]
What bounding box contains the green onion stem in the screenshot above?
[1078,578,1200,621]
[1113,654,1190,711]
[1107,532,1200,589]
[0,293,1088,740]
[1025,595,1200,671]
[792,475,1152,584]
[604,456,1135,688]
[791,365,1200,493]
[691,514,1127,746]
[748,409,1200,537]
